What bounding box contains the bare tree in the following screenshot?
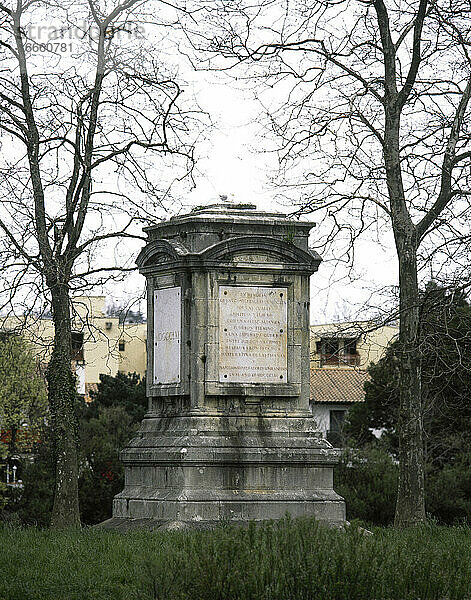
[201,0,471,525]
[0,0,205,527]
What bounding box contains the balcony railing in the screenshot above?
[319,353,360,367]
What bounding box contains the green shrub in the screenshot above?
[11,427,54,527]
[78,373,146,525]
[0,519,471,600]
[334,447,398,526]
[427,455,471,525]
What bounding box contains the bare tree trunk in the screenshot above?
[46,279,80,528]
[382,47,427,522]
[394,238,425,527]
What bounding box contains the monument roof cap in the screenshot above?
[188,203,281,219]
[143,203,316,235]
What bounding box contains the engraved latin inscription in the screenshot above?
[154,286,181,384]
[219,285,287,383]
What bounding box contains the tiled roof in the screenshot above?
[310,368,369,404]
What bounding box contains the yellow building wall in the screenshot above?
[72,296,121,384]
[1,297,148,397]
[1,315,55,367]
[117,322,147,377]
[71,296,147,384]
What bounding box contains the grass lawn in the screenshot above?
[1,517,471,600]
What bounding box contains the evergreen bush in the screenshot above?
[334,447,398,526]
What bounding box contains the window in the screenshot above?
[327,410,347,447]
[0,331,14,342]
[318,338,339,366]
[344,338,357,355]
[324,338,339,356]
[71,332,84,362]
[342,338,360,365]
[330,409,346,433]
[317,336,359,366]
[118,340,125,352]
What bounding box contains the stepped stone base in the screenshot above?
[103,412,345,529]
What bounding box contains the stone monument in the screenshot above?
[106,203,345,528]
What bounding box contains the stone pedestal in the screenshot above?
[105,204,345,529]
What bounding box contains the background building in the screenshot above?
[309,322,398,445]
[1,296,146,402]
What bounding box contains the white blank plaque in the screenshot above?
[153,286,181,384]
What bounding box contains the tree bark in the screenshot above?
[394,237,425,527]
[382,102,426,525]
[46,278,81,528]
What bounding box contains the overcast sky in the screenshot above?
[168,71,400,325]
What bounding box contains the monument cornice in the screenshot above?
[136,236,322,274]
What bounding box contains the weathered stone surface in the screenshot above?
[110,413,345,525]
[104,203,345,530]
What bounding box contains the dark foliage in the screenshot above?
[347,284,471,464]
[426,456,471,524]
[87,372,147,423]
[335,448,398,526]
[11,373,146,527]
[78,372,147,525]
[14,429,55,527]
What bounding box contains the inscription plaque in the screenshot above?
[219,285,287,383]
[153,286,181,384]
